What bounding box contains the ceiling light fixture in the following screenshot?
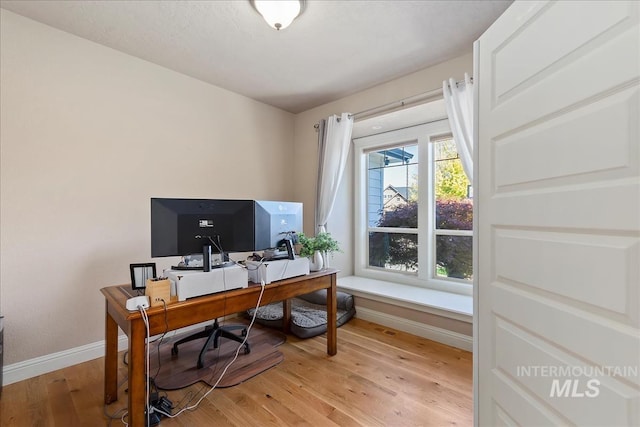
[251,0,305,31]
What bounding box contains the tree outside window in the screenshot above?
[368,137,473,281]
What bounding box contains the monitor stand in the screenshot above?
[203,244,212,272]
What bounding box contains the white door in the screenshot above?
[475,1,639,425]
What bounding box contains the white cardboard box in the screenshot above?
[165,265,249,301]
[246,258,310,284]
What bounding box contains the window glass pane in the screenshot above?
[367,145,418,228]
[434,139,472,231]
[435,235,473,281]
[369,231,418,272]
[367,152,384,227]
[436,200,473,231]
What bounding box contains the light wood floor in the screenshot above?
[0,318,472,426]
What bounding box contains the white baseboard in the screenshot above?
[2,319,221,386]
[355,306,473,352]
[3,335,129,386]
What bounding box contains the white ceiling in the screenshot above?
[0,0,511,113]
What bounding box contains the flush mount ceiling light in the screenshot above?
[251,0,306,31]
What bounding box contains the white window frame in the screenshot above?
[353,119,472,296]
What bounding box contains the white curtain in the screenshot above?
[315,112,354,234]
[443,73,474,184]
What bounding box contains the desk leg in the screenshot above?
[104,302,118,404]
[128,319,147,427]
[104,301,118,404]
[282,299,291,334]
[326,274,337,355]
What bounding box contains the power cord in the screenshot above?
[115,303,154,427]
[103,370,130,424]
[152,300,170,380]
[204,235,226,267]
[241,254,265,271]
[104,404,128,426]
[150,280,267,420]
[117,300,172,425]
[138,304,155,426]
[279,258,291,281]
[123,300,170,366]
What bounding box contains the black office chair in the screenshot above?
[171,319,250,369]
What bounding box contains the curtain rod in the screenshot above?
[313,77,472,130]
[349,86,442,121]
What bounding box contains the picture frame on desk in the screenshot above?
[129,263,156,291]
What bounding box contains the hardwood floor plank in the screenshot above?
[27,374,53,427]
[46,377,81,426]
[164,396,236,427]
[276,345,394,426]
[63,359,108,424]
[225,381,314,426]
[0,319,472,426]
[244,372,343,427]
[2,380,29,426]
[210,386,283,426]
[255,370,345,426]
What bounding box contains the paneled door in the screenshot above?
[475,1,639,425]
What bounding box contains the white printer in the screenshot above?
[165,264,249,301]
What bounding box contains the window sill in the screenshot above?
[338,275,472,323]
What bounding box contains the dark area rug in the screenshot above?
[151,322,286,390]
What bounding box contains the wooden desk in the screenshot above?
[101,269,338,427]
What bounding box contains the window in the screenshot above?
[354,119,473,293]
[367,145,419,272]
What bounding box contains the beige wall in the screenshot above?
[292,52,473,277]
[0,11,294,365]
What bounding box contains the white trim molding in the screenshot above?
[3,335,129,386]
[2,319,219,385]
[355,306,472,351]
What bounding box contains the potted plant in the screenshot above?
[298,232,340,271]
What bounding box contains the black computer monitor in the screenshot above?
[151,198,256,262]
